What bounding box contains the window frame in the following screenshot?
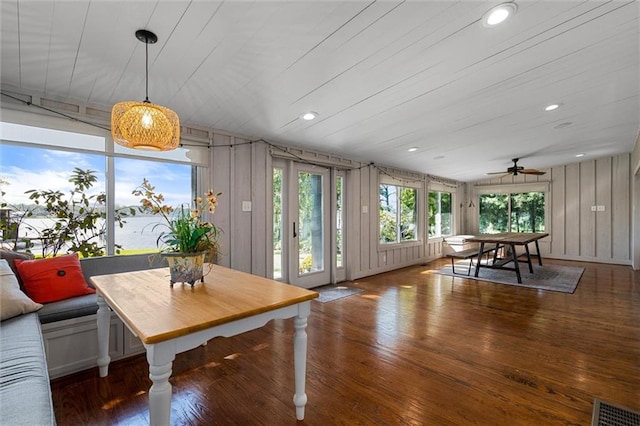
[474,182,550,235]
[0,116,210,256]
[378,174,422,249]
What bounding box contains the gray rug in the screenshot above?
[313,285,363,303]
[434,263,584,293]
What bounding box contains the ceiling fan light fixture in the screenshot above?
[482,2,517,27]
[111,29,180,151]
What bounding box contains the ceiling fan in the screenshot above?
[486,158,546,176]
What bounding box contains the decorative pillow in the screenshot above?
[14,253,95,304]
[0,259,43,320]
[0,249,34,291]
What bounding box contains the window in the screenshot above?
[0,144,107,256]
[0,122,203,257]
[428,191,452,237]
[379,184,417,244]
[113,157,193,253]
[479,191,545,233]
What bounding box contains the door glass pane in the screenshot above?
[298,172,324,275]
[336,176,343,268]
[273,168,283,279]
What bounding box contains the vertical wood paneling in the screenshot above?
[564,163,581,256]
[213,135,633,281]
[233,141,252,273]
[360,166,371,272]
[550,165,565,255]
[347,168,362,279]
[370,167,379,270]
[579,161,596,257]
[251,141,268,276]
[612,154,631,260]
[212,134,232,268]
[595,157,612,259]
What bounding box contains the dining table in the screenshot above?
[464,232,548,283]
[91,265,318,425]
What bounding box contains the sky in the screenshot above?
[0,142,191,208]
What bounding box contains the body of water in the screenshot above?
[13,216,164,253]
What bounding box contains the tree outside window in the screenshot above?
[479,192,545,233]
[428,191,452,237]
[380,184,417,244]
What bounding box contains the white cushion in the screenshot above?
[0,259,43,321]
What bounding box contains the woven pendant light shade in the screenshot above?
[111,29,180,151]
[111,101,180,151]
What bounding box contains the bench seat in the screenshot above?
[446,246,497,275]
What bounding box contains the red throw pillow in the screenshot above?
[14,253,95,303]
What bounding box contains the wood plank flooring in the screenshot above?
[51,258,640,425]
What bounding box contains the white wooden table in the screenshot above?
[91,265,318,425]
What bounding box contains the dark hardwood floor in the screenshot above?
[51,258,640,425]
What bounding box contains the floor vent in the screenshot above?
[592,399,640,426]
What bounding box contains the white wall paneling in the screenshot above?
[470,154,632,265]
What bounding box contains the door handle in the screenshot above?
[293,222,297,238]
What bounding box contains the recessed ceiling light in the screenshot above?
[300,111,318,121]
[408,147,418,152]
[575,153,585,157]
[554,122,572,129]
[433,155,445,160]
[545,104,560,111]
[482,2,517,27]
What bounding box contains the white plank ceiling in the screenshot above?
[1,0,638,182]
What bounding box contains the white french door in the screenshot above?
[289,164,331,288]
[271,160,345,288]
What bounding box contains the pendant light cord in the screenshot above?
[144,35,150,103]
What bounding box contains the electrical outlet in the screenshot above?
[242,201,252,212]
[597,205,605,212]
[590,205,597,212]
[362,205,368,214]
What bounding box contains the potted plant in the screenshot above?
[132,179,222,287]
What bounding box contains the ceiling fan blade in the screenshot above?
[520,169,546,175]
[486,171,508,175]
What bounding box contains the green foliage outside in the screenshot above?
[380,184,417,244]
[479,192,545,234]
[273,168,283,252]
[0,168,133,257]
[428,191,452,237]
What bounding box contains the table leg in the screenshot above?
[293,304,311,420]
[524,243,534,273]
[510,243,522,283]
[96,295,111,377]
[474,242,485,277]
[146,342,175,426]
[492,243,500,265]
[535,240,543,265]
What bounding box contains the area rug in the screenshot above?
[434,263,584,293]
[312,285,363,303]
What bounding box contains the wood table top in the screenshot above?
[90,265,318,344]
[465,232,549,245]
